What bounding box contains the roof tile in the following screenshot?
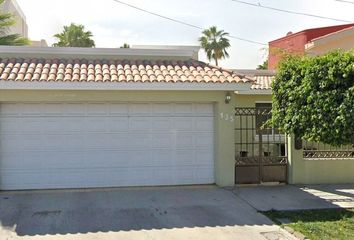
[0,58,252,84]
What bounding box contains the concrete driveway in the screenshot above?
[0,186,295,240]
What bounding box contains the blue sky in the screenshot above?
[17,0,354,69]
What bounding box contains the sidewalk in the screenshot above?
[232,184,354,211]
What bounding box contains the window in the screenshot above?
[255,102,279,135]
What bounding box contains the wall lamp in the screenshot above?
[225,92,231,104]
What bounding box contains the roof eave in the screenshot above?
[0,81,253,91]
[236,89,272,95]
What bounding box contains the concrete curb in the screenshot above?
[283,226,309,240]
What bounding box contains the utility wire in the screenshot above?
[334,0,354,4]
[231,0,353,23]
[112,0,267,45]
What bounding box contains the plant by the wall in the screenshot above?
[271,50,354,146]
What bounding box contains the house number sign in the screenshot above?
[220,112,234,122]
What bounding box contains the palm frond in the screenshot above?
[0,34,30,46]
[198,26,231,66]
[0,1,29,46]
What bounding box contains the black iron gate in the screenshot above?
[234,107,288,184]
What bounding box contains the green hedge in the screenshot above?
[272,51,354,146]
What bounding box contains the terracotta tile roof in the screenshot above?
[234,69,275,90]
[251,75,274,90]
[0,58,252,84]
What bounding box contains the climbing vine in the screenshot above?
[271,51,354,146]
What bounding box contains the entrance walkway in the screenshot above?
[233,184,354,211]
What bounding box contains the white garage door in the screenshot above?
[0,102,215,190]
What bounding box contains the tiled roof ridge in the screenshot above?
[203,62,254,82]
[0,57,252,84]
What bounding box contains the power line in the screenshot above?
[112,0,267,45]
[334,0,354,4]
[231,0,353,23]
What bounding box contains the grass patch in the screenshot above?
[263,209,354,240]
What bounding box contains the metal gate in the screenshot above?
[234,107,288,184]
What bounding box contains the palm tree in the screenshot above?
[120,43,130,48]
[53,23,95,47]
[199,26,230,66]
[0,0,29,45]
[257,59,268,70]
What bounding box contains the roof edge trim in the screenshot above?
[0,81,252,91]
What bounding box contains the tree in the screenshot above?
[53,23,95,47]
[257,59,268,70]
[0,0,29,45]
[271,51,354,146]
[199,26,230,66]
[120,43,130,48]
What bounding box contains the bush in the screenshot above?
[272,51,354,146]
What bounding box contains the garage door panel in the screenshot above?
[0,133,21,151]
[106,117,129,131]
[43,118,79,132]
[127,133,152,148]
[196,117,214,131]
[175,150,195,165]
[194,103,214,116]
[0,118,20,133]
[0,103,20,116]
[85,118,108,132]
[195,133,214,148]
[176,133,194,148]
[152,103,171,115]
[129,117,151,130]
[1,167,214,190]
[0,102,215,190]
[21,135,45,150]
[151,118,171,130]
[87,103,108,115]
[151,150,171,166]
[83,151,133,167]
[43,135,70,150]
[42,135,85,151]
[64,103,86,115]
[64,118,87,132]
[195,149,214,165]
[173,117,194,130]
[174,103,194,115]
[151,133,172,148]
[129,103,151,115]
[194,167,215,182]
[103,134,130,149]
[108,103,129,115]
[21,103,43,116]
[43,103,64,115]
[20,119,44,132]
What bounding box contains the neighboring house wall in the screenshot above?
[268,23,354,70]
[268,32,307,70]
[306,27,354,56]
[30,39,48,47]
[0,89,237,187]
[0,0,28,38]
[288,136,354,184]
[132,45,200,60]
